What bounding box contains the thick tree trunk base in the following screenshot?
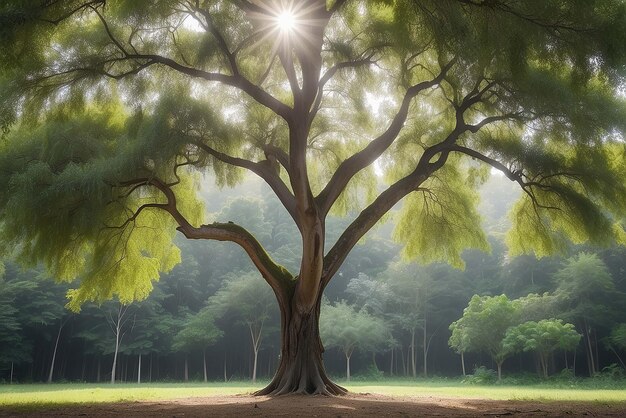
[254,304,347,396]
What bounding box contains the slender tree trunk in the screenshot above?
[203,349,207,383]
[97,357,101,382]
[48,320,64,383]
[496,361,502,381]
[184,355,189,382]
[423,320,427,378]
[461,352,466,377]
[252,348,259,384]
[111,330,120,384]
[609,347,626,371]
[223,352,227,382]
[583,320,595,376]
[390,348,394,377]
[10,362,14,384]
[255,295,346,395]
[539,353,548,379]
[594,330,600,374]
[346,353,351,382]
[399,345,406,376]
[410,329,416,378]
[149,354,153,382]
[137,353,142,384]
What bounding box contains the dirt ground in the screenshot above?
[3,393,626,417]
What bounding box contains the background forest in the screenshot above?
[2,174,626,385]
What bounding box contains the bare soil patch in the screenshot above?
[2,393,626,417]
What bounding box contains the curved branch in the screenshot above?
[192,141,298,224]
[316,59,455,216]
[449,144,561,211]
[178,221,295,301]
[117,176,295,301]
[84,7,293,121]
[322,144,451,287]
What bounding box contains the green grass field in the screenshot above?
[2,379,626,409]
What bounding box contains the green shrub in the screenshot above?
[463,366,497,385]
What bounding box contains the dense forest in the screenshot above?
[2,174,626,384]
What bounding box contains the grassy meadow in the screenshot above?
[2,378,626,410]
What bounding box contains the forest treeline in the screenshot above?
[1,177,626,384]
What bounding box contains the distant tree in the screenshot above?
[320,300,390,381]
[449,295,517,381]
[554,253,622,376]
[607,324,626,371]
[0,274,31,384]
[172,309,222,382]
[209,271,277,383]
[503,319,581,378]
[448,321,470,377]
[2,0,626,395]
[104,302,134,384]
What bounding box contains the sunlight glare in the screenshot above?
[276,10,296,32]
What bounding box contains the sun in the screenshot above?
[276,10,297,32]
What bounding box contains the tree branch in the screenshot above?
[114,176,295,301]
[192,141,298,224]
[316,59,456,216]
[449,144,561,211]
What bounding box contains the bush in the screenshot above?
[352,364,385,382]
[599,363,625,380]
[463,366,497,385]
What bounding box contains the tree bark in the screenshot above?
[10,362,13,384]
[47,319,64,383]
[410,328,416,378]
[184,355,189,382]
[461,352,466,377]
[497,361,503,381]
[255,295,346,395]
[346,353,351,382]
[203,349,208,383]
[137,353,142,384]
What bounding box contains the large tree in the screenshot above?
[1,0,626,395]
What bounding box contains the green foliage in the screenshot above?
[172,309,223,353]
[393,161,489,269]
[320,300,391,358]
[554,252,621,329]
[502,319,581,378]
[449,294,517,366]
[463,366,497,385]
[609,324,626,351]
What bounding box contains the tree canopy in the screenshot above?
[1,0,625,394]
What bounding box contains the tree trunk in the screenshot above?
[137,353,142,384]
[496,361,502,381]
[184,355,189,382]
[583,320,596,376]
[203,349,208,383]
[111,331,120,384]
[423,320,427,378]
[390,347,394,376]
[461,352,466,377]
[609,347,626,371]
[252,347,259,383]
[47,320,64,383]
[255,296,346,395]
[345,353,352,382]
[223,352,227,382]
[10,362,14,384]
[410,328,416,378]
